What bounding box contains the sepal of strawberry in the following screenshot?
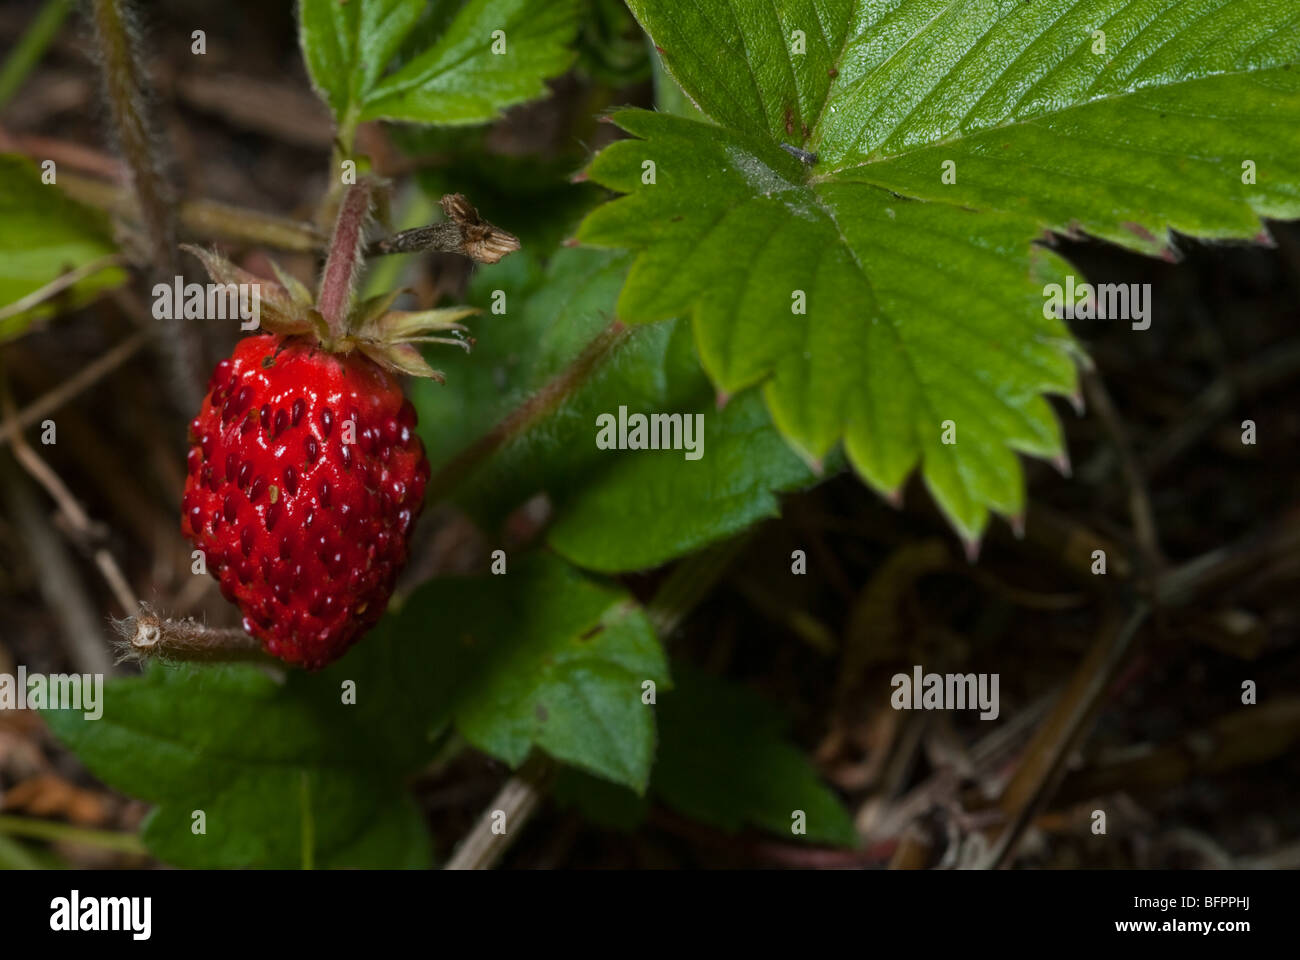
[182,180,486,382]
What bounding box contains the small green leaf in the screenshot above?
[652,664,856,846]
[0,155,125,341]
[299,0,581,130]
[558,662,857,847]
[385,552,670,791]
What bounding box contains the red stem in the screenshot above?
[318,180,373,339]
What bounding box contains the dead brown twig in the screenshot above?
[1,383,136,617]
[0,330,148,449]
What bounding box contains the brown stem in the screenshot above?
[112,606,273,664]
[89,0,201,415]
[443,753,554,870]
[89,0,175,277]
[58,172,325,253]
[318,180,374,339]
[984,603,1151,869]
[0,458,116,676]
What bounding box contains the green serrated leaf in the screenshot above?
[585,0,1300,540]
[299,0,581,130]
[0,155,125,341]
[412,245,824,572]
[44,665,432,869]
[557,661,857,847]
[579,110,1075,539]
[384,553,670,791]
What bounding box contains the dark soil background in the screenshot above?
[1,0,1297,869]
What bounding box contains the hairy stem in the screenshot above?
[318,179,374,339]
[90,0,174,276]
[112,606,273,664]
[89,0,201,414]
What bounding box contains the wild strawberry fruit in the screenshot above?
[182,335,431,668]
[177,185,510,668]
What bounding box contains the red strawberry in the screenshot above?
[176,184,509,668]
[182,334,430,668]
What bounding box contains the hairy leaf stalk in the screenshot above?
[90,0,201,413]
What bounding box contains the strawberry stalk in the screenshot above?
[113,607,275,664]
[317,179,374,341]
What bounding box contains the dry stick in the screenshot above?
[442,537,754,870]
[0,330,148,449]
[442,754,554,871]
[0,253,127,322]
[1154,509,1300,608]
[1142,337,1300,476]
[979,508,1300,866]
[58,171,325,253]
[0,127,125,179]
[0,459,115,676]
[983,603,1151,869]
[0,384,137,616]
[1055,697,1300,804]
[368,194,521,264]
[9,434,137,615]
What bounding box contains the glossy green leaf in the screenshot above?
[412,246,823,572]
[0,155,125,342]
[299,0,581,129]
[583,0,1300,539]
[390,552,670,790]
